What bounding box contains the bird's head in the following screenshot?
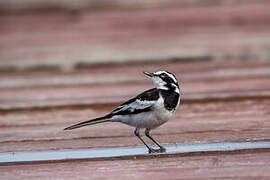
[144,71,180,93]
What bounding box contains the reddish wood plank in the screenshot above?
[0,60,270,153]
[0,2,270,178]
[0,98,269,152]
[1,60,270,110]
[1,151,270,180]
[1,3,270,70]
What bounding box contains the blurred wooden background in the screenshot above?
[1,0,270,71]
[0,0,270,179]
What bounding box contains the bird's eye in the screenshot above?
[160,73,166,78]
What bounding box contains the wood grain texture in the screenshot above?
[1,1,270,179]
[1,61,270,179]
[0,60,270,153]
[1,151,270,179]
[1,2,270,70]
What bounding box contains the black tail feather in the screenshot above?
[64,115,111,130]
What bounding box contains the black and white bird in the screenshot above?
[64,71,181,153]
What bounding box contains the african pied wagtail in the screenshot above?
[64,71,181,153]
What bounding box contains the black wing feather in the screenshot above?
[111,88,159,116]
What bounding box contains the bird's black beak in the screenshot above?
[143,72,154,77]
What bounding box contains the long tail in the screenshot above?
[64,115,111,130]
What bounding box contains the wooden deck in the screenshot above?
[1,0,270,179]
[1,1,270,71]
[1,60,270,179]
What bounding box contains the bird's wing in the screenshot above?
[111,88,159,116]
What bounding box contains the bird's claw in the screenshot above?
[148,147,166,153]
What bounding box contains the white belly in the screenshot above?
[112,96,175,129]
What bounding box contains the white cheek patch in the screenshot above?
[152,77,168,90]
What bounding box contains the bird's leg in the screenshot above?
[134,128,156,153]
[145,129,166,153]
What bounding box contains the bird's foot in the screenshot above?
[148,147,166,153]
